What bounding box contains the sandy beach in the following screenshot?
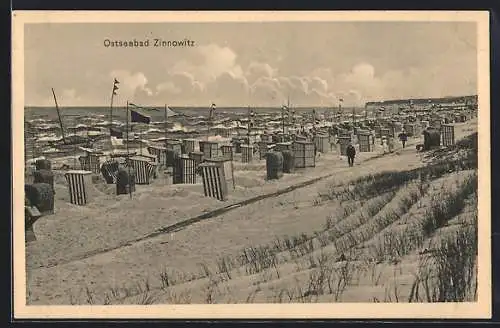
[25,119,478,305]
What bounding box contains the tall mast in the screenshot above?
[126,101,132,199]
[109,83,115,139]
[287,95,291,134]
[247,106,251,145]
[281,106,285,135]
[164,104,168,147]
[51,88,66,143]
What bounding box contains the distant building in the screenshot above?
[365,95,477,113]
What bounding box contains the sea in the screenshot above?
[24,106,365,121]
[23,106,366,162]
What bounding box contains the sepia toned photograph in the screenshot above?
[12,11,491,319]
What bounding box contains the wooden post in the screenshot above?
[126,101,132,199]
[164,104,168,148]
[109,80,116,141]
[281,106,285,135]
[247,106,251,145]
[51,88,66,143]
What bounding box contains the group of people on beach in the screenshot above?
[272,124,410,168]
[324,129,409,168]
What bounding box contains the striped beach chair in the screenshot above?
[241,145,254,163]
[64,170,93,205]
[221,145,234,161]
[441,124,455,146]
[182,139,197,155]
[78,156,90,171]
[188,151,204,166]
[173,156,198,184]
[202,141,219,159]
[147,146,167,166]
[101,159,120,184]
[88,153,102,174]
[358,133,373,152]
[127,158,158,185]
[199,162,228,201]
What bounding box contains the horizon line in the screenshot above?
[24,93,478,109]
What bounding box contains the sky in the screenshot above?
[24,21,478,107]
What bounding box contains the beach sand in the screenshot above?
[25,119,478,305]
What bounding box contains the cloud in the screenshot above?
[171,44,243,85]
[48,43,475,107]
[207,71,250,104]
[110,70,153,100]
[156,82,181,95]
[24,22,478,107]
[245,62,276,85]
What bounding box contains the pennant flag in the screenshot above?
[129,103,160,111]
[251,110,256,127]
[113,78,120,95]
[131,110,151,124]
[164,106,179,117]
[110,127,123,138]
[208,103,217,122]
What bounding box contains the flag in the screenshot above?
[112,78,120,95]
[339,98,344,103]
[209,103,217,121]
[131,110,151,124]
[110,127,123,138]
[249,110,256,128]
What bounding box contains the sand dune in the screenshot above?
[25,119,478,305]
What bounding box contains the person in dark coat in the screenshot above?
[346,142,356,167]
[398,130,408,148]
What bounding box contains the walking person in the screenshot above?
[346,142,356,167]
[329,134,336,152]
[398,130,408,148]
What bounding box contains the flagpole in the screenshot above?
[207,104,211,141]
[287,95,290,135]
[51,88,66,144]
[281,106,285,135]
[338,99,343,125]
[109,79,119,142]
[164,104,168,147]
[247,106,250,145]
[126,101,132,199]
[110,85,115,138]
[313,109,316,132]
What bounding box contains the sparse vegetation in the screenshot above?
[29,129,479,305]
